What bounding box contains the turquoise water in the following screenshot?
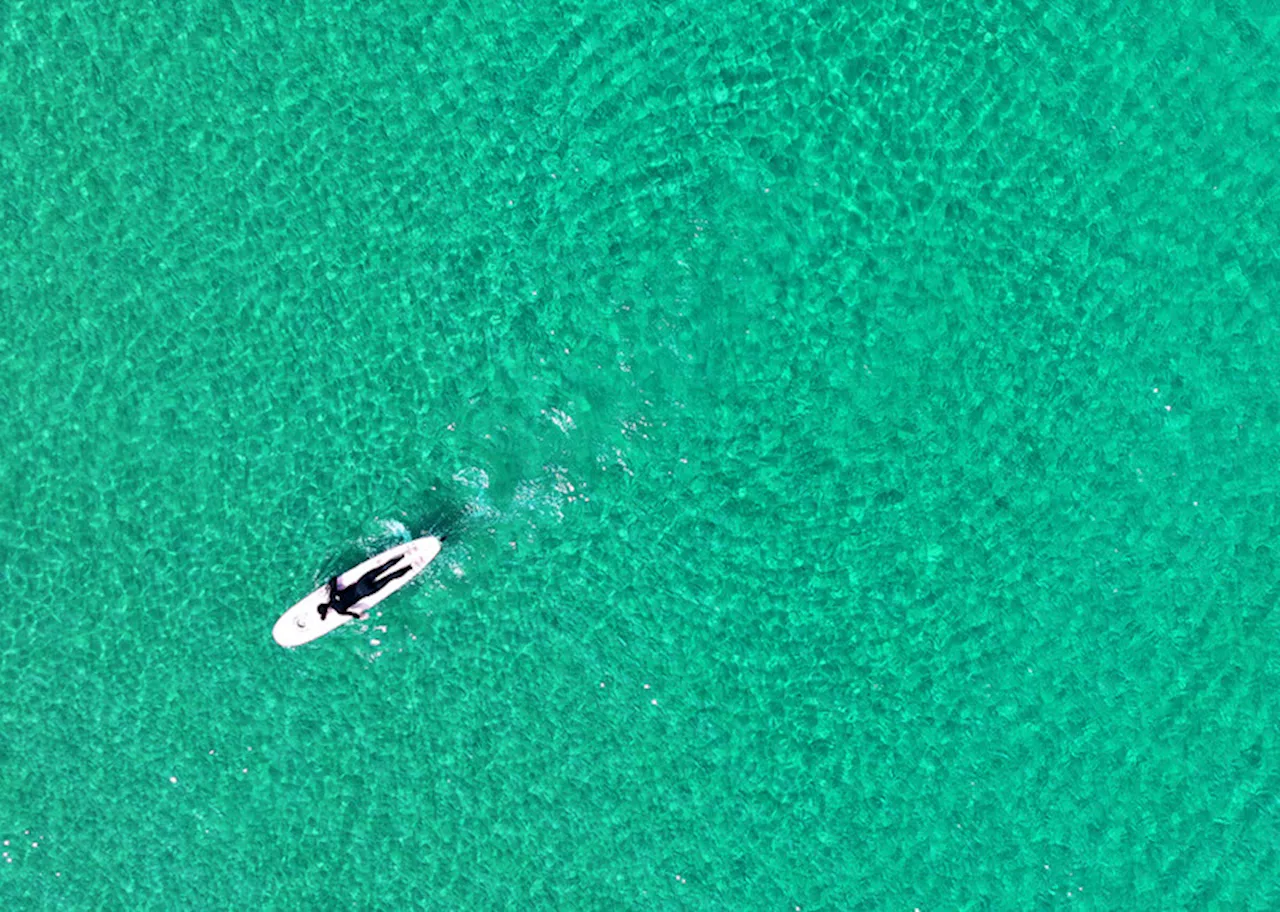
[3,0,1280,907]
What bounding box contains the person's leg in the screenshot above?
[351,567,410,603]
[366,557,404,579]
[356,557,412,594]
[372,563,413,586]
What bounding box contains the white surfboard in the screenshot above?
[272,536,442,648]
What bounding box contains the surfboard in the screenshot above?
[272,536,442,648]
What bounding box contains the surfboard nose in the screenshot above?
[271,618,294,648]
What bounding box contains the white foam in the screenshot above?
[542,406,576,433]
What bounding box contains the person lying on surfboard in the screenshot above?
[317,555,414,621]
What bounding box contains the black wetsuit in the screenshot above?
[318,556,413,621]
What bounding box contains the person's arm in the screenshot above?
[317,578,339,620]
